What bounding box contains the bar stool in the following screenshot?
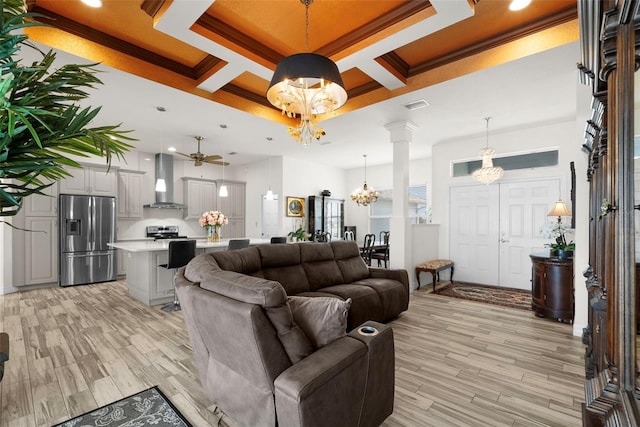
[228,239,250,250]
[160,240,196,312]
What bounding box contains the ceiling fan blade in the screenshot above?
[175,151,195,160]
[203,154,222,162]
[205,160,230,166]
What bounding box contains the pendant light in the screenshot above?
[266,0,347,147]
[472,117,504,185]
[351,155,378,206]
[266,156,274,200]
[219,149,228,197]
[155,107,167,192]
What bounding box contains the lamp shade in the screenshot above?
[267,53,347,115]
[548,199,571,217]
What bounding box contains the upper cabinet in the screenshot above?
[183,178,217,220]
[59,164,117,196]
[117,170,145,219]
[23,182,58,217]
[217,180,246,238]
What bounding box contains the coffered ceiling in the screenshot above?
[23,0,579,169]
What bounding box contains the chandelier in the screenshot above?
[351,155,378,206]
[266,0,347,147]
[472,117,504,185]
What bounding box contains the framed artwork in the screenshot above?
[286,196,305,217]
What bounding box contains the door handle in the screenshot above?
[499,238,509,243]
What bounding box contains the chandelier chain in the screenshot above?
[304,0,310,52]
[484,116,491,148]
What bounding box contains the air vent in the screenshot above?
[404,99,430,110]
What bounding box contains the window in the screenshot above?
[451,148,559,177]
[369,185,428,239]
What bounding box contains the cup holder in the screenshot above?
[357,326,379,336]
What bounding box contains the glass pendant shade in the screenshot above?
[219,185,228,198]
[155,178,166,193]
[266,189,274,200]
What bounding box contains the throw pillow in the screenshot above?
[287,296,352,349]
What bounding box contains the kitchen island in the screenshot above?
[109,238,271,306]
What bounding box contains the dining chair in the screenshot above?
[159,239,197,312]
[344,230,355,241]
[361,233,376,266]
[228,239,251,250]
[313,230,328,242]
[372,232,390,268]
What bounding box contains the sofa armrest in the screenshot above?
[348,321,395,427]
[274,336,369,427]
[368,267,409,286]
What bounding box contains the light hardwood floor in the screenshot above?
[0,280,584,427]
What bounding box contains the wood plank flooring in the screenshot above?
[0,280,584,426]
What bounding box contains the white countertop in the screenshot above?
[109,238,271,252]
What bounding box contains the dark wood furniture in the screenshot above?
[530,255,574,323]
[579,2,640,425]
[0,332,8,382]
[415,259,454,291]
[308,195,344,241]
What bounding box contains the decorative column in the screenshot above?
[384,121,417,272]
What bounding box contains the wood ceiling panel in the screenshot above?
[207,0,414,56]
[393,0,576,67]
[34,0,207,66]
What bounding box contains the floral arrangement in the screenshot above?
[541,220,575,252]
[199,210,228,229]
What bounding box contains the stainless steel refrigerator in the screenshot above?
[59,194,117,286]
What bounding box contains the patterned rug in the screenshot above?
[434,282,532,311]
[53,386,191,427]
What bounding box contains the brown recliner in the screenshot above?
[175,269,395,427]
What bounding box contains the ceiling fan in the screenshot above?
[176,136,229,167]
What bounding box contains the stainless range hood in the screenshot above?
[143,153,185,209]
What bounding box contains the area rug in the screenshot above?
[434,282,532,311]
[53,386,191,427]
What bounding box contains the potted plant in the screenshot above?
[0,0,134,220]
[287,227,308,242]
[543,220,575,259]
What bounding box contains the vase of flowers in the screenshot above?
[199,211,228,243]
[542,220,575,259]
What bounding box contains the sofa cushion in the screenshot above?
[201,270,313,363]
[331,241,370,283]
[257,244,311,294]
[356,278,409,320]
[287,296,352,349]
[300,242,344,291]
[318,284,384,329]
[211,247,262,275]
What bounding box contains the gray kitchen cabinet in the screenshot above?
[59,164,117,196]
[117,170,145,219]
[216,180,246,238]
[182,178,217,220]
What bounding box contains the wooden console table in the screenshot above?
[530,255,574,323]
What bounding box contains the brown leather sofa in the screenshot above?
[175,240,409,427]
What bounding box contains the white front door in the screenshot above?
[450,179,559,289]
[498,180,559,289]
[449,185,500,285]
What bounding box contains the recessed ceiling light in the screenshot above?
[509,0,531,11]
[167,147,176,152]
[81,0,102,7]
[404,99,430,110]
